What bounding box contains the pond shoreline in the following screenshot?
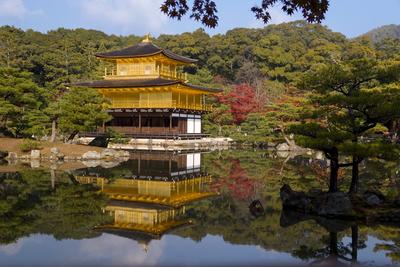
[281,184,400,224]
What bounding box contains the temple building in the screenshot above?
[74,152,216,238]
[74,35,221,139]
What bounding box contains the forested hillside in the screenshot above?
[0,21,348,86]
[362,24,400,44]
[1,21,399,144]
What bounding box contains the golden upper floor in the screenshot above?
[103,57,188,81]
[97,36,196,81]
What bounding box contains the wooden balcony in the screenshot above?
[104,67,187,81]
[80,131,209,140]
[107,100,212,112]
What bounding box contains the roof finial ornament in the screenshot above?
[142,33,151,43]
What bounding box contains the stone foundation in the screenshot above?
[77,137,233,151]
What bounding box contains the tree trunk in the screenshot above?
[329,148,340,193]
[67,131,78,142]
[349,156,359,194]
[329,159,339,193]
[50,119,57,142]
[329,232,339,264]
[50,169,56,189]
[351,225,358,265]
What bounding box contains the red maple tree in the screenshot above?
[217,83,257,124]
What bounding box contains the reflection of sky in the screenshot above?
[342,236,394,266]
[158,234,299,265]
[0,234,164,266]
[0,233,396,266]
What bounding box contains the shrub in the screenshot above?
[106,128,129,144]
[20,139,41,152]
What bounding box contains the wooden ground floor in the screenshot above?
[86,109,206,139]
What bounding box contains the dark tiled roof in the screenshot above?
[72,78,179,88]
[96,41,197,64]
[107,200,171,210]
[71,78,222,93]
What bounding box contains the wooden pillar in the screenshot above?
[168,156,171,174]
[139,112,142,133]
[169,113,172,132]
[138,153,141,175]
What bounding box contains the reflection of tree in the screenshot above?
[174,194,328,253]
[358,159,400,198]
[33,183,110,240]
[0,170,109,244]
[374,243,400,262]
[292,227,365,265]
[211,159,262,200]
[370,225,400,263]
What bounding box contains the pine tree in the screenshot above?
[58,87,111,141]
[0,68,46,137]
[291,57,400,193]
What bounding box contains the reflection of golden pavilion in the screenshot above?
[100,200,188,236]
[75,152,216,238]
[77,175,214,207]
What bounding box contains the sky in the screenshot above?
[0,0,399,38]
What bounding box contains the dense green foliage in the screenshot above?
[362,24,400,44]
[0,68,46,137]
[0,170,110,243]
[290,43,400,192]
[0,21,400,143]
[19,139,41,152]
[58,88,111,140]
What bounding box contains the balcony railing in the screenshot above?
[104,67,187,81]
[107,100,212,112]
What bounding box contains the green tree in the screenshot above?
[58,87,111,141]
[203,104,233,136]
[0,68,46,137]
[292,57,400,193]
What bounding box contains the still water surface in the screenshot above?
[0,150,399,266]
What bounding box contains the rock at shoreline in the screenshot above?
[31,150,41,159]
[50,147,60,155]
[280,184,312,212]
[280,184,400,222]
[362,190,385,206]
[100,148,130,159]
[50,147,65,160]
[82,149,129,160]
[0,150,8,159]
[82,151,101,160]
[7,152,17,160]
[30,160,40,168]
[280,184,355,218]
[114,150,130,158]
[100,148,115,158]
[317,192,353,217]
[276,143,290,151]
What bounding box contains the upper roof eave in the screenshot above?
[95,42,198,64]
[69,78,222,94]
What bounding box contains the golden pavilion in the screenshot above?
[75,35,221,139]
[75,152,216,238]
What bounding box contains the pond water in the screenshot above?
[0,150,399,266]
